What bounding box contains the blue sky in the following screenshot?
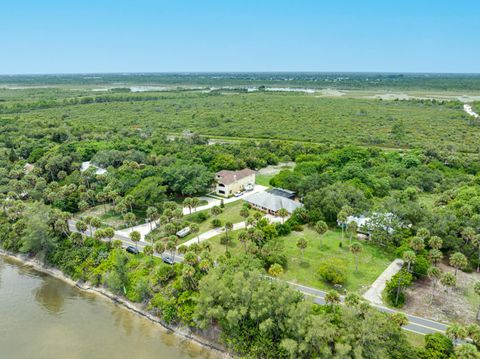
[1,0,479,74]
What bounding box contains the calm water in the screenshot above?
[0,256,218,359]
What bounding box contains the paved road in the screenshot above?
[68,219,448,335]
[284,280,448,335]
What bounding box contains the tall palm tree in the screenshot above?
[350,242,363,272]
[427,266,441,299]
[450,252,468,276]
[130,230,141,249]
[277,208,288,224]
[403,250,416,272]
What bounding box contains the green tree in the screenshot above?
[240,207,250,220]
[454,344,480,359]
[190,223,200,244]
[410,236,425,253]
[473,234,480,272]
[277,208,289,224]
[350,242,362,272]
[429,235,443,250]
[462,227,476,244]
[427,266,442,299]
[450,252,468,276]
[441,272,457,295]
[325,290,340,306]
[130,230,141,250]
[429,249,443,266]
[346,221,357,244]
[224,221,233,240]
[268,263,284,277]
[314,220,328,241]
[296,237,308,262]
[75,220,87,239]
[211,205,222,216]
[403,250,416,272]
[183,197,193,214]
[144,244,153,258]
[146,206,159,231]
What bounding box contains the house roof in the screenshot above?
[244,192,303,213]
[81,161,107,175]
[215,168,255,185]
[266,187,296,198]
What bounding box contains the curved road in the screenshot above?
[68,219,448,335]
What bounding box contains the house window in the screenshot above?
[218,183,225,188]
[218,190,225,195]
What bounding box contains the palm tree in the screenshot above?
[454,344,479,359]
[246,216,255,228]
[428,235,443,250]
[167,239,177,261]
[211,205,222,216]
[277,208,289,224]
[146,207,159,231]
[296,237,308,262]
[268,263,284,277]
[154,241,164,257]
[224,221,233,240]
[198,259,211,273]
[315,220,328,242]
[124,212,136,227]
[90,217,102,233]
[325,290,340,306]
[190,223,200,244]
[238,230,248,252]
[183,197,193,214]
[130,230,141,249]
[410,236,425,253]
[427,266,441,299]
[462,227,476,245]
[75,220,87,239]
[450,252,468,276]
[441,272,457,296]
[143,244,154,258]
[446,323,467,342]
[240,207,250,220]
[346,221,358,244]
[390,312,408,327]
[350,242,363,272]
[403,250,416,272]
[428,249,443,266]
[191,197,201,213]
[344,292,361,307]
[337,210,348,241]
[417,227,430,240]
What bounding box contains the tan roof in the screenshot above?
[215,168,255,185]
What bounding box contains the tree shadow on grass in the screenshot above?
[299,261,311,269]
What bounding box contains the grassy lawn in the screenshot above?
[180,200,247,243]
[279,228,393,293]
[256,173,274,187]
[204,226,393,293]
[404,331,425,347]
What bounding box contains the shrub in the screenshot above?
[318,258,347,285]
[211,218,222,228]
[418,332,453,359]
[413,255,429,279]
[190,211,209,223]
[384,270,413,307]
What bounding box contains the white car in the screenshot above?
[234,191,244,197]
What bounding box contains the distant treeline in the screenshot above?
[2,72,480,91]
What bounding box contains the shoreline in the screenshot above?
[0,249,231,359]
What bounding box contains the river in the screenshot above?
[0,256,219,359]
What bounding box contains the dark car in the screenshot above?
[126,245,139,255]
[161,253,175,265]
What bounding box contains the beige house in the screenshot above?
[215,169,255,197]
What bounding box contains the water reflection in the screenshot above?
[0,255,218,359]
[33,277,77,315]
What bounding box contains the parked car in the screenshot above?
[161,253,175,265]
[234,191,245,197]
[126,245,139,255]
[245,184,254,192]
[176,227,191,238]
